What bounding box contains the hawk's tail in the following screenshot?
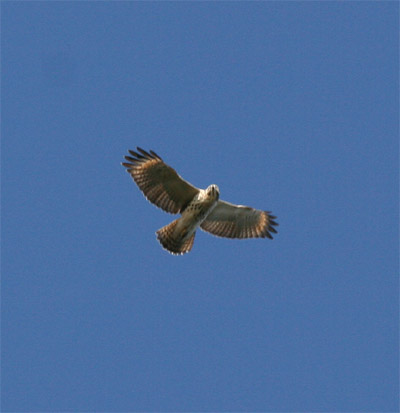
[156,219,195,255]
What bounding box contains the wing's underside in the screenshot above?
[122,147,199,214]
[200,200,278,239]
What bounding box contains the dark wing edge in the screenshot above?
[122,147,199,214]
[200,200,278,239]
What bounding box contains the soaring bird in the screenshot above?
[122,148,278,255]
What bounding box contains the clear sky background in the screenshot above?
[2,2,398,412]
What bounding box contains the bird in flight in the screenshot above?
[122,147,278,255]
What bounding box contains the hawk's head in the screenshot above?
[206,184,220,201]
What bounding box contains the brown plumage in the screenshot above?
[122,147,278,255]
[200,202,277,239]
[122,148,198,214]
[156,219,196,255]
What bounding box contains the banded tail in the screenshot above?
[156,219,196,255]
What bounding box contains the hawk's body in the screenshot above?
[156,185,219,254]
[122,148,278,255]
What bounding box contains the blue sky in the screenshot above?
[2,2,398,412]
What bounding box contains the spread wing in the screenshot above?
[122,147,199,214]
[200,200,278,239]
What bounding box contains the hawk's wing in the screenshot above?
[200,200,278,239]
[122,148,199,214]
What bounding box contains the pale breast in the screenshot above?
[182,196,218,225]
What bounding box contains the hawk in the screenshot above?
[122,147,278,255]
